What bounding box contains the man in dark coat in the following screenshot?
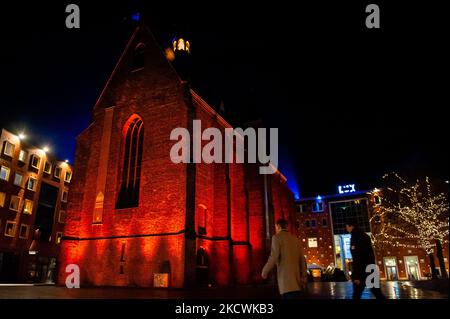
[346,219,386,299]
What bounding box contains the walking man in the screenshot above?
[262,219,308,299]
[346,219,386,299]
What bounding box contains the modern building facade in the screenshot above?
[57,25,296,288]
[295,185,449,281]
[0,128,72,283]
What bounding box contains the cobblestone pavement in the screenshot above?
[0,281,447,299]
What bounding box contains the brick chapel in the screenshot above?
[57,25,297,288]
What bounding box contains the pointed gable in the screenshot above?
[94,25,182,110]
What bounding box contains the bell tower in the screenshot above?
[165,28,192,82]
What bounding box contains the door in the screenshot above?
[404,256,420,280]
[384,257,398,281]
[195,248,209,286]
[386,266,398,281]
[0,252,20,283]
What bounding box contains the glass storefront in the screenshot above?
[383,257,398,281]
[334,234,353,274]
[26,256,57,283]
[404,256,420,280]
[330,198,372,276]
[330,199,371,234]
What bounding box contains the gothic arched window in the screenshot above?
[132,43,146,70]
[197,204,207,235]
[116,115,144,208]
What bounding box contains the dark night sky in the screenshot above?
[0,1,448,198]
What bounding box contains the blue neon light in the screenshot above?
[131,12,140,22]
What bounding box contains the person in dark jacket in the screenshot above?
[346,219,386,299]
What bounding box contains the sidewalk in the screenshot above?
[405,279,449,294]
[0,281,447,299]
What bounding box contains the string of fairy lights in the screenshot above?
[370,172,449,254]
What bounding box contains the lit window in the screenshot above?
[19,224,30,239]
[177,38,185,51]
[54,167,62,179]
[56,232,63,244]
[23,199,33,214]
[13,173,23,187]
[64,171,72,183]
[197,205,207,235]
[116,115,144,209]
[9,195,20,212]
[3,141,15,157]
[62,190,68,202]
[30,154,41,169]
[312,201,324,212]
[4,221,16,237]
[173,38,191,53]
[19,150,28,162]
[44,161,52,174]
[0,166,10,181]
[0,192,5,207]
[93,192,104,224]
[308,237,318,248]
[120,241,126,262]
[58,210,66,223]
[27,177,37,191]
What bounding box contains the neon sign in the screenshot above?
[338,184,356,194]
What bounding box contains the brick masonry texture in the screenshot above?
[58,25,297,288]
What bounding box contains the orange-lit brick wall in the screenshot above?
[58,25,298,288]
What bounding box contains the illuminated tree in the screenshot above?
[371,173,449,279]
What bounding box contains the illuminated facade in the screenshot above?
[0,128,72,283]
[57,25,296,288]
[295,187,449,280]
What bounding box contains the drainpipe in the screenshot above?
[263,174,275,285]
[264,175,271,250]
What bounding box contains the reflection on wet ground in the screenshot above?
[0,281,447,299]
[307,281,447,299]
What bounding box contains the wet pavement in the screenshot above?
[0,281,447,299]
